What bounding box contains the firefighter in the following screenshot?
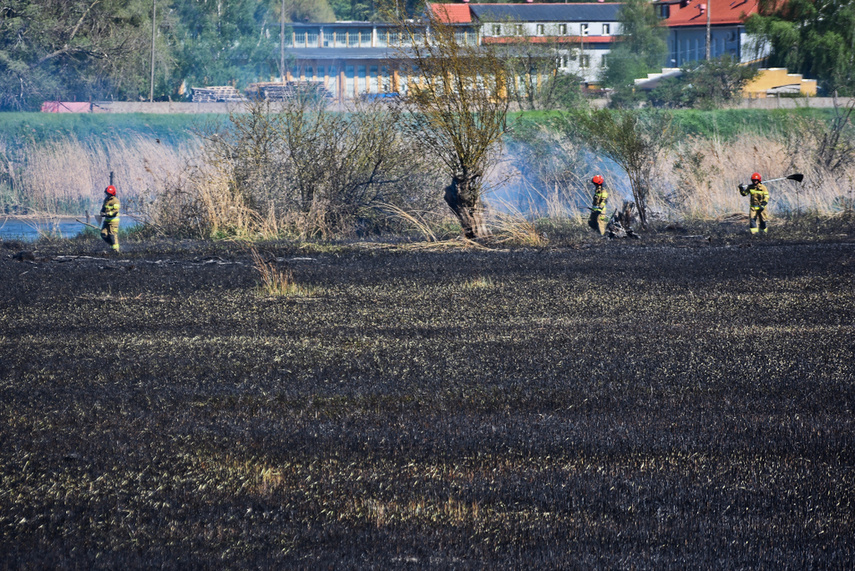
[100,185,120,252]
[739,173,769,234]
[588,175,608,235]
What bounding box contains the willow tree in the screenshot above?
[397,8,511,239]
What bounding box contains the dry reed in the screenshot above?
[248,245,315,297]
[4,134,194,215]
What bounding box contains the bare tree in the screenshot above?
[165,93,438,239]
[397,9,512,239]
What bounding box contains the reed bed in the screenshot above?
[1,117,851,240]
[0,133,196,215]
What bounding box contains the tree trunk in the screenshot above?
[444,176,489,239]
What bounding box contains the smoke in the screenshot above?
[484,136,633,218]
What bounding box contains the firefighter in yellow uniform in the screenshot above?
[739,172,769,234]
[588,175,608,235]
[100,185,120,252]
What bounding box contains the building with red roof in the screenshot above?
[430,2,624,83]
[653,0,767,66]
[278,1,770,100]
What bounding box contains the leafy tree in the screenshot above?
[648,56,758,109]
[172,0,278,90]
[747,0,855,96]
[0,0,168,109]
[397,10,512,239]
[275,0,335,23]
[600,0,668,108]
[332,0,424,21]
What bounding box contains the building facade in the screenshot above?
[653,0,768,66]
[282,3,624,100]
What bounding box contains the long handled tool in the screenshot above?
[76,219,100,229]
[763,173,804,184]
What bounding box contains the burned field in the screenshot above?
[1,237,854,568]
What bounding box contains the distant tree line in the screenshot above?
[0,0,334,110]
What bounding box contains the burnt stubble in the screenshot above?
[1,237,853,568]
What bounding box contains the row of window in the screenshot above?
[290,23,614,48]
[670,37,737,65]
[290,28,479,49]
[489,23,611,37]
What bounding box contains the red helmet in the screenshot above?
[750,173,761,182]
[105,185,117,196]
[592,175,604,185]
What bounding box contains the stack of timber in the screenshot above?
[191,86,246,103]
[246,82,334,101]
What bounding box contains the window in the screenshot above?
[381,66,390,92]
[388,30,399,46]
[360,29,372,47]
[602,24,610,36]
[376,30,387,47]
[307,30,318,46]
[492,24,501,36]
[323,29,334,47]
[294,30,306,46]
[345,65,355,96]
[369,65,379,93]
[536,24,544,35]
[559,23,567,35]
[580,54,590,68]
[455,30,465,45]
[580,24,589,37]
[328,70,338,97]
[600,54,608,67]
[514,24,523,36]
[305,66,314,81]
[336,30,347,46]
[348,30,359,47]
[358,65,367,93]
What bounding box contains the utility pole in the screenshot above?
[705,1,711,60]
[150,0,156,102]
[280,0,286,83]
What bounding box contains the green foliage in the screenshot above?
[601,0,668,107]
[748,0,855,95]
[648,57,759,109]
[0,0,338,108]
[331,0,424,21]
[0,112,208,148]
[0,0,168,110]
[173,0,278,90]
[545,73,587,110]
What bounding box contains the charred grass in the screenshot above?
[1,232,854,568]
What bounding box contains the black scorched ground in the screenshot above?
[1,235,853,568]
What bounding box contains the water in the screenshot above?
[0,217,137,241]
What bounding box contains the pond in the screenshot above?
[0,217,138,241]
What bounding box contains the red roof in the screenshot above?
[662,0,760,27]
[429,3,472,24]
